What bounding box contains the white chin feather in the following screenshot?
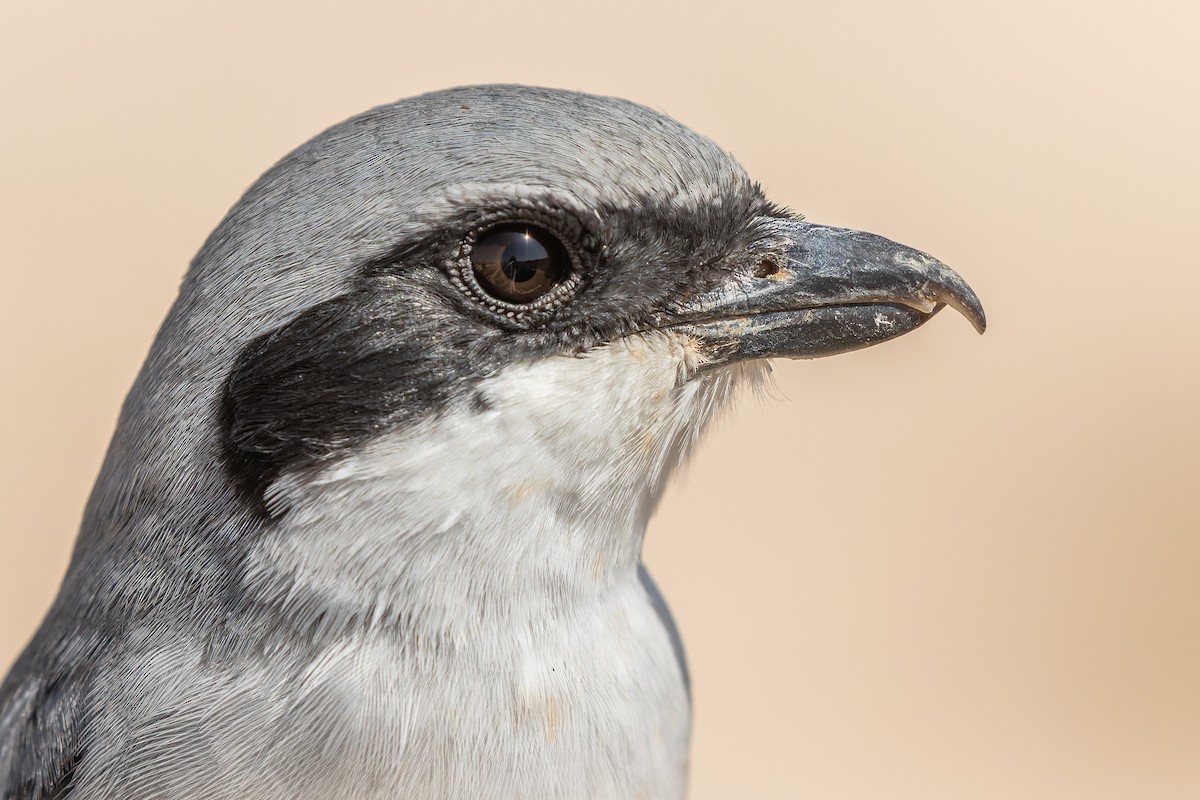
[255,329,766,613]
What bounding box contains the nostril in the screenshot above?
[753,258,779,279]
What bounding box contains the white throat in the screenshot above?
[246,330,764,631]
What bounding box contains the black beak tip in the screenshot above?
[957,291,988,335]
[943,293,987,335]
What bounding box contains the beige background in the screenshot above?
[2,1,1198,797]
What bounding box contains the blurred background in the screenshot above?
[2,1,1197,797]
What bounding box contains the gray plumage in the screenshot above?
[1,85,983,799]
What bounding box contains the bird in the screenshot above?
[0,84,985,800]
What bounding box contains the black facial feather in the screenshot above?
[221,187,776,512]
[220,264,500,508]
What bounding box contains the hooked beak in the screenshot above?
[664,218,986,366]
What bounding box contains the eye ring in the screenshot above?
[452,218,588,321]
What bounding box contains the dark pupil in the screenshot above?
[471,224,567,304]
[502,249,541,283]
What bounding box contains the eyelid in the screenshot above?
[446,209,594,325]
[438,183,603,241]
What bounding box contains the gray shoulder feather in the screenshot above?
[1,641,90,799]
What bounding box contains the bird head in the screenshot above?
[80,85,983,618]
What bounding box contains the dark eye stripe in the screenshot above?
[470,224,569,304]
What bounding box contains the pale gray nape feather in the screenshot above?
[1,84,985,800]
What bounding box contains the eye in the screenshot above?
[470,224,571,304]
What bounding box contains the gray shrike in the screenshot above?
[1,85,984,800]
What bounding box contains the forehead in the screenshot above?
[310,85,752,212]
